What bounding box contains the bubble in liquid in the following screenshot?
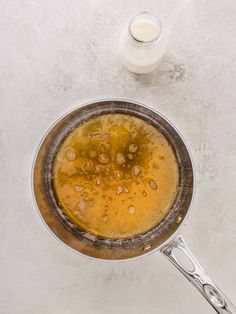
[128,153,134,160]
[87,174,96,180]
[132,165,142,176]
[89,150,97,158]
[74,185,84,192]
[77,199,86,211]
[129,144,137,153]
[88,198,95,207]
[102,214,109,223]
[95,178,101,185]
[65,148,77,161]
[101,133,110,138]
[146,133,154,141]
[159,155,165,160]
[149,179,158,190]
[114,170,123,179]
[95,165,102,173]
[83,160,94,171]
[116,186,124,195]
[116,153,126,165]
[143,191,147,197]
[90,132,102,138]
[91,132,110,139]
[123,185,129,193]
[82,192,89,199]
[99,153,109,163]
[99,143,108,152]
[124,173,130,180]
[104,166,110,175]
[128,206,136,214]
[153,163,159,169]
[80,150,86,157]
[130,130,137,137]
[107,176,114,183]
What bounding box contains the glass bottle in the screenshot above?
[119,12,167,74]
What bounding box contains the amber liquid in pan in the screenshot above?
[53,114,179,239]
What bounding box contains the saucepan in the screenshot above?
[32,99,235,313]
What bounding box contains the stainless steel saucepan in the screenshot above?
[32,99,236,313]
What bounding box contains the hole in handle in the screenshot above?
[204,284,225,308]
[172,247,195,272]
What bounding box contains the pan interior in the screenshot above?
[33,100,193,259]
[52,113,180,240]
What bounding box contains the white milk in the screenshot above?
[130,19,160,42]
[119,12,167,74]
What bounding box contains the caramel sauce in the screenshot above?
[53,114,179,239]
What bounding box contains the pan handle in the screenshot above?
[161,234,236,314]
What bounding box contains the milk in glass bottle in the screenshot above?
[119,12,167,74]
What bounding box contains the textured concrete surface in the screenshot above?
[0,1,236,313]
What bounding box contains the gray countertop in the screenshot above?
[0,1,236,313]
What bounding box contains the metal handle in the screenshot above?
[161,235,236,314]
